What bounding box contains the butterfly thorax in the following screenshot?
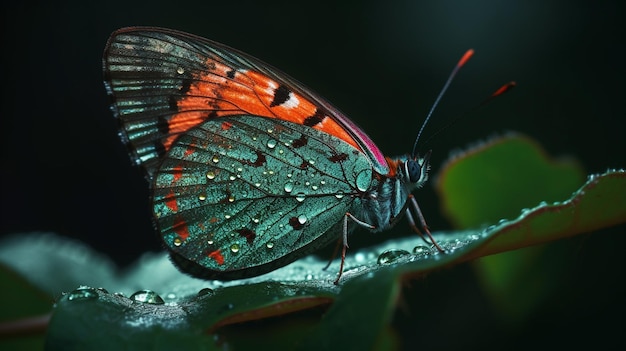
[353,153,430,233]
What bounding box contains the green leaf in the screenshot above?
[0,263,51,351]
[436,133,585,228]
[434,133,624,323]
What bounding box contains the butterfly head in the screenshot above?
[388,150,431,189]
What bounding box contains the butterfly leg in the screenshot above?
[333,212,376,285]
[405,194,445,253]
[323,238,342,271]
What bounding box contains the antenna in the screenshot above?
[417,81,517,147]
[411,49,474,157]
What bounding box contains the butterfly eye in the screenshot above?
[404,159,422,183]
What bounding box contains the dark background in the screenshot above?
[1,1,624,349]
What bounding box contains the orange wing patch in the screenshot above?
[165,58,359,151]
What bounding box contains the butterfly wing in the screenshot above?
[103,27,389,179]
[154,115,373,279]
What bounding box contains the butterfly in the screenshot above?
[103,27,455,284]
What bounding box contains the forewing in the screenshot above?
[103,27,388,179]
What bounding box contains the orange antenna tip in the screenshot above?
[458,49,475,67]
[491,81,517,97]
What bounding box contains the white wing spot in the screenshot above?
[265,81,278,96]
[282,92,300,109]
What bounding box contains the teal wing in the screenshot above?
[152,115,373,279]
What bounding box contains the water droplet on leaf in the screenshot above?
[67,286,98,301]
[130,290,165,305]
[197,288,214,297]
[412,245,431,255]
[377,249,410,264]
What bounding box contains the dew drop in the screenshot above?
[197,287,214,297]
[267,139,277,149]
[230,243,240,253]
[284,182,293,193]
[225,214,231,219]
[295,193,306,202]
[198,194,207,201]
[287,173,293,178]
[377,249,410,265]
[67,286,98,301]
[311,185,318,190]
[212,155,220,163]
[237,167,243,172]
[297,214,307,224]
[252,218,260,223]
[308,160,315,165]
[206,171,216,179]
[266,242,274,249]
[412,245,431,255]
[334,192,344,199]
[207,240,214,245]
[176,67,185,74]
[130,290,165,305]
[173,237,183,247]
[228,195,235,202]
[229,175,236,181]
[320,180,326,185]
[254,182,261,187]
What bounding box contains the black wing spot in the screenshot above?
[157,116,170,134]
[168,95,178,111]
[269,84,291,107]
[226,69,236,79]
[291,134,308,148]
[243,150,267,167]
[329,153,348,163]
[153,140,166,158]
[236,228,257,245]
[303,109,325,127]
[179,77,192,94]
[289,217,305,230]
